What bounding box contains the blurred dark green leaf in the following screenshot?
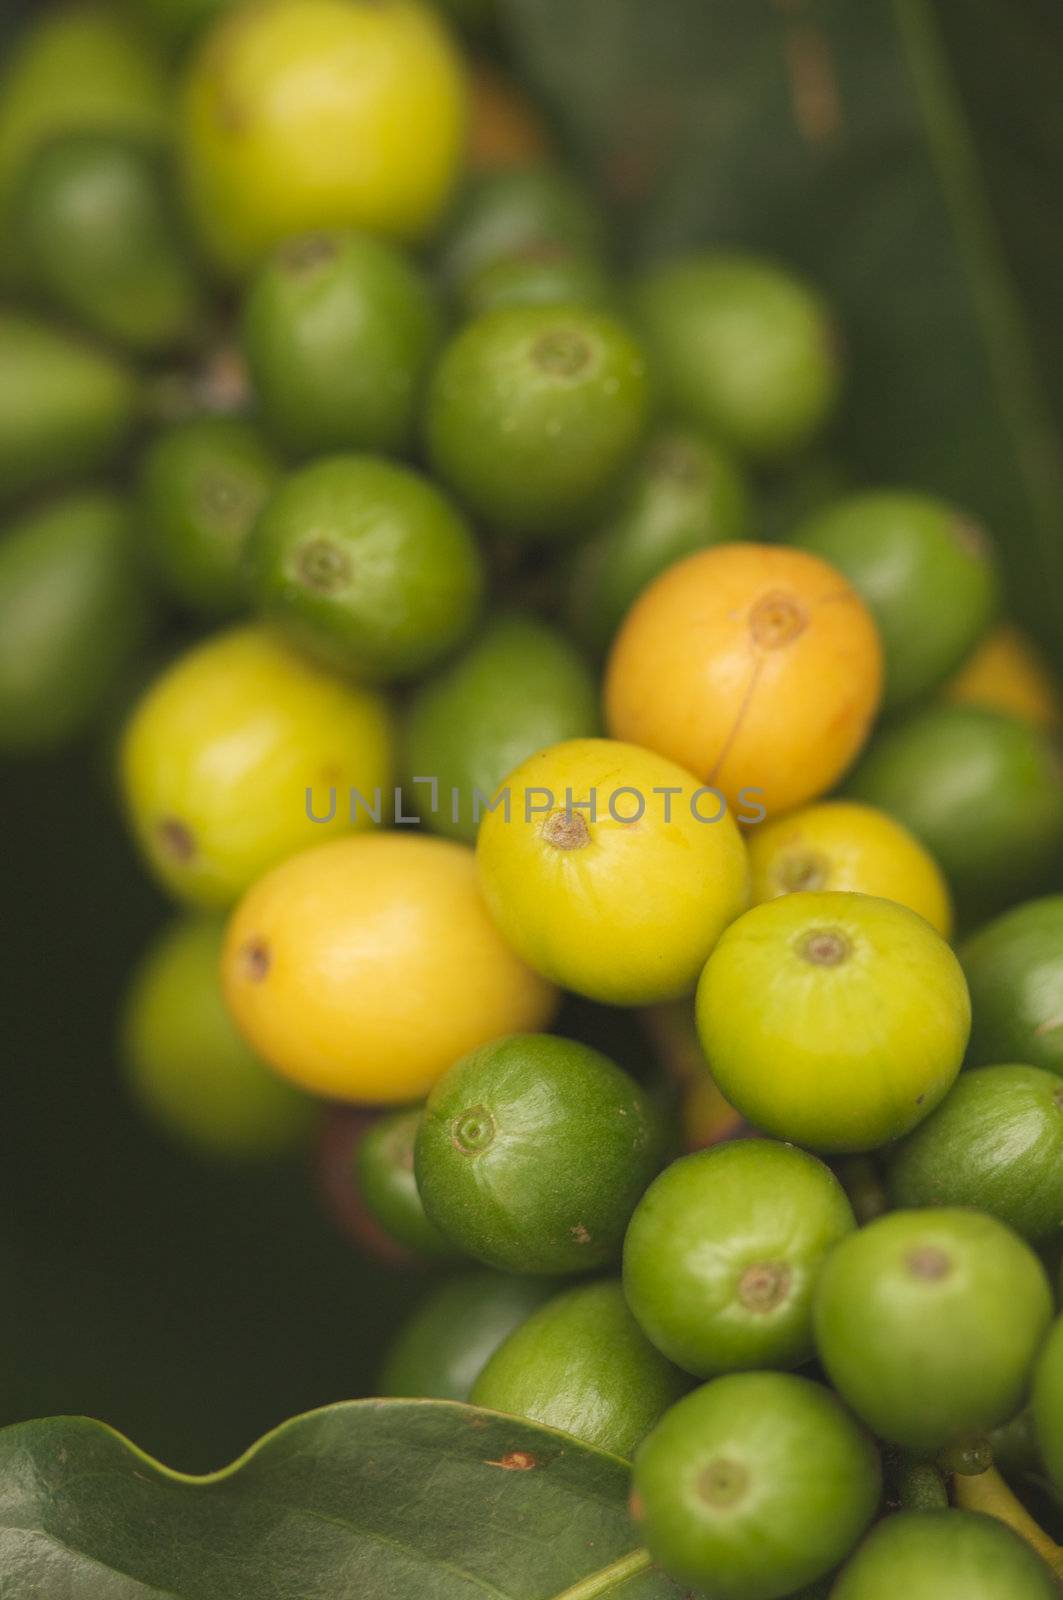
[0,1400,680,1598]
[503,0,1063,657]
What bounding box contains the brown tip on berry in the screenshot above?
[778,850,828,893]
[738,1262,792,1312]
[451,1104,496,1156]
[698,1458,749,1508]
[297,537,351,592]
[157,817,196,864]
[906,1246,952,1281]
[800,928,850,967]
[751,591,807,648]
[541,810,591,851]
[239,938,271,983]
[532,328,592,378]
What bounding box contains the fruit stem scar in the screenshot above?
[541,810,591,850]
[799,927,850,966]
[452,1104,496,1155]
[239,938,271,982]
[532,328,592,377]
[906,1245,952,1281]
[698,1458,749,1508]
[738,1262,792,1312]
[156,817,196,863]
[297,538,351,592]
[778,850,827,892]
[750,590,807,648]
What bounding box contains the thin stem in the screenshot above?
[549,1546,656,1600]
[953,1464,1063,1580]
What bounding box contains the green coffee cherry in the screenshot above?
[379,1271,559,1401]
[814,1208,1053,1451]
[563,427,750,654]
[632,250,841,460]
[1033,1313,1063,1497]
[961,896,1063,1075]
[0,490,150,751]
[242,231,443,458]
[415,1033,666,1274]
[426,305,649,538]
[437,166,607,294]
[887,1065,1063,1240]
[460,246,612,318]
[139,416,280,615]
[623,1141,855,1377]
[123,915,316,1161]
[356,1109,463,1264]
[401,613,599,844]
[248,455,485,683]
[793,490,1000,710]
[632,1373,881,1598]
[0,2,170,274]
[830,1509,1059,1600]
[316,1107,439,1267]
[0,312,140,504]
[14,132,204,355]
[986,1407,1040,1483]
[846,704,1063,924]
[471,1279,689,1459]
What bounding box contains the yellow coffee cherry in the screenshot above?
[476,737,750,1005]
[222,831,557,1103]
[746,799,952,939]
[120,625,393,908]
[942,623,1061,733]
[179,0,467,276]
[697,892,971,1153]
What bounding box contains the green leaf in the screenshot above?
[0,1399,686,1599]
[502,0,1063,657]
